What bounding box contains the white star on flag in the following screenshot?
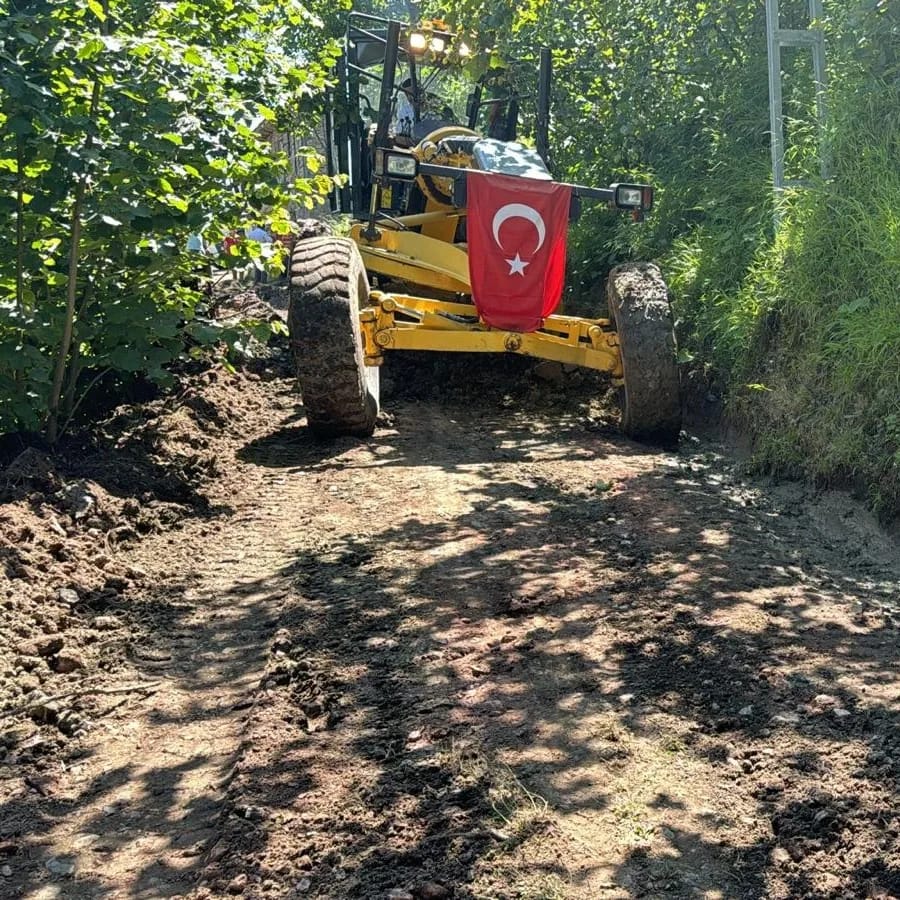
[506,253,529,276]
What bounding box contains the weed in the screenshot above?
[441,740,553,843]
[613,799,657,845]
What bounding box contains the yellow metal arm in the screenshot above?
[360,292,622,376]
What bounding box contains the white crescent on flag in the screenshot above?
[491,203,546,276]
[491,203,546,251]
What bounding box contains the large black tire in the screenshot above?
[288,237,379,437]
[607,263,681,445]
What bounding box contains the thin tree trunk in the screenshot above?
[61,280,94,420]
[46,79,101,444]
[15,136,25,313]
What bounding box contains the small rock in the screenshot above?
[618,693,635,704]
[93,616,121,631]
[26,694,59,725]
[58,480,97,518]
[45,857,75,876]
[833,707,851,718]
[58,588,80,606]
[533,360,565,383]
[295,878,311,892]
[812,693,837,709]
[388,891,414,900]
[71,834,99,850]
[771,847,791,865]
[770,712,801,726]
[1,865,11,877]
[407,729,423,742]
[0,722,38,749]
[738,705,753,717]
[208,841,228,862]
[21,635,64,658]
[53,650,86,674]
[415,884,450,900]
[272,629,293,653]
[227,873,248,894]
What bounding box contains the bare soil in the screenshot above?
[1,323,898,900]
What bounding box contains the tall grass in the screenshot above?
[735,82,900,515]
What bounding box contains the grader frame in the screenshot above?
[287,12,681,443]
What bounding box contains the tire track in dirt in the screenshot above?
[190,386,900,900]
[4,359,899,900]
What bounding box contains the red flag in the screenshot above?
[467,171,572,332]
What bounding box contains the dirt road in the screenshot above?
[1,353,898,900]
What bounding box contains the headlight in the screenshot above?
[409,32,427,53]
[613,183,654,211]
[380,150,419,180]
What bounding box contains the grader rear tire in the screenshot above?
[608,263,681,445]
[288,237,379,437]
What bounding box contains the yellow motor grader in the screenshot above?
[288,13,681,443]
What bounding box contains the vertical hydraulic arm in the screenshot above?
[335,50,351,212]
[347,37,364,215]
[363,20,401,239]
[323,87,336,211]
[373,21,401,150]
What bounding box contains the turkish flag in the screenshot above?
[467,171,572,332]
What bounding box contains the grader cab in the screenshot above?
[288,13,681,443]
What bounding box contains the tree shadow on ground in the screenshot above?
[216,394,900,899]
[0,556,292,899]
[6,356,897,899]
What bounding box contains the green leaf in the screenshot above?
[164,194,189,213]
[184,47,204,67]
[87,0,106,22]
[77,37,105,59]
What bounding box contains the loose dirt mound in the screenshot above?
[0,358,285,785]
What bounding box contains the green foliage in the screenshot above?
[0,0,343,438]
[735,79,900,514]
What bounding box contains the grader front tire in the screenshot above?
[608,263,682,446]
[288,237,379,438]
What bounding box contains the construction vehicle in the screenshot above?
[288,13,681,443]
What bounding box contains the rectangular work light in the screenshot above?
[612,183,654,211]
[378,149,419,181]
